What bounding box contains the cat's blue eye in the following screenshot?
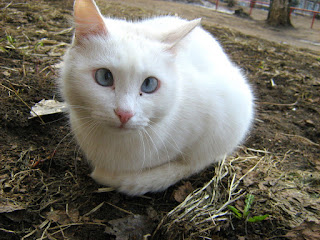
[95,68,114,87]
[141,77,158,94]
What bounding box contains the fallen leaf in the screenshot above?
[285,221,320,240]
[46,208,79,225]
[146,206,159,221]
[305,119,315,127]
[173,181,194,203]
[0,202,25,213]
[0,202,27,223]
[29,99,67,119]
[258,181,268,191]
[237,236,246,240]
[2,70,10,77]
[105,214,155,240]
[67,208,79,222]
[46,210,67,224]
[243,176,255,187]
[210,234,225,240]
[243,171,259,187]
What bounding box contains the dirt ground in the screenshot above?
[0,0,319,239]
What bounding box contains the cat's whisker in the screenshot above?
[67,104,93,111]
[49,116,79,162]
[146,124,173,172]
[149,120,187,159]
[142,128,160,167]
[74,120,103,170]
[54,129,75,157]
[141,129,154,173]
[143,131,154,174]
[138,130,146,170]
[147,124,170,162]
[137,130,149,173]
[78,122,99,156]
[147,120,189,172]
[62,118,97,155]
[77,120,100,150]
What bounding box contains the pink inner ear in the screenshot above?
[74,0,107,38]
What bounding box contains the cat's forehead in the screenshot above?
[107,18,155,40]
[71,19,175,77]
[96,32,171,73]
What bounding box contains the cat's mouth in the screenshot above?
[112,122,141,132]
[118,123,130,130]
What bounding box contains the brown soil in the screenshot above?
[1,0,319,239]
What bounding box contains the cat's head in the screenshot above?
[61,0,200,131]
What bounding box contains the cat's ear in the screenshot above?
[163,18,201,51]
[73,0,107,39]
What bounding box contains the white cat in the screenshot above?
[60,0,254,195]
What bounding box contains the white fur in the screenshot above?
[60,0,254,195]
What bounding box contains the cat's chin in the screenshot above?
[107,124,142,133]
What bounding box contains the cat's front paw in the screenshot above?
[117,177,160,196]
[115,171,174,195]
[91,167,122,189]
[91,168,168,196]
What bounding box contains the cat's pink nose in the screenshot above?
[114,109,134,124]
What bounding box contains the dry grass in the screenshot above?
[153,145,320,239]
[153,149,269,239]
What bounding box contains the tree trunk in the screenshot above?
[227,0,236,7]
[267,0,293,27]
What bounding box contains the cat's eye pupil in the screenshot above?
[141,77,158,94]
[95,68,114,87]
